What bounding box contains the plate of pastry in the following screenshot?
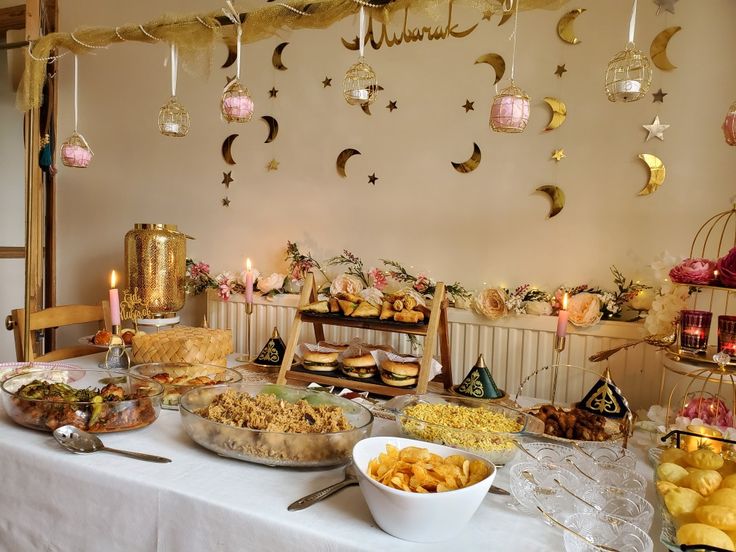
[525,404,627,444]
[79,329,138,349]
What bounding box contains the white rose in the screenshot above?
[330,273,365,296]
[257,272,286,294]
[474,288,508,320]
[359,287,384,306]
[453,296,471,310]
[524,300,552,316]
[567,293,602,327]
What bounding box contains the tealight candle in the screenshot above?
[350,89,370,101]
[683,424,723,454]
[680,310,712,351]
[162,122,180,134]
[718,316,736,356]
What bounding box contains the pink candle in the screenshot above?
[245,258,254,305]
[556,293,569,338]
[109,270,121,327]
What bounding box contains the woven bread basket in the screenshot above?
[132,326,233,366]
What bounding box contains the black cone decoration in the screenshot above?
[578,367,629,419]
[456,354,504,399]
[254,326,286,367]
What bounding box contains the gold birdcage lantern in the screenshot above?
[60,131,93,168]
[490,82,530,133]
[158,96,190,137]
[343,57,377,106]
[604,44,652,102]
[221,79,254,123]
[723,102,736,146]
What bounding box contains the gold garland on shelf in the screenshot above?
[19,0,569,110]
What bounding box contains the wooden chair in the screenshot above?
[7,304,105,362]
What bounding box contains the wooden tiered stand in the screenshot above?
[276,272,453,396]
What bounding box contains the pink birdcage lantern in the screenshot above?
[490,82,530,133]
[60,131,93,168]
[723,102,736,146]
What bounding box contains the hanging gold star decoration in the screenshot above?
[551,148,566,162]
[643,115,670,141]
[481,9,493,21]
[266,158,280,171]
[462,100,474,112]
[652,88,667,103]
[654,0,678,15]
[222,171,233,187]
[554,64,567,78]
[368,173,378,185]
[268,87,278,98]
[222,197,231,207]
[322,76,332,88]
[386,100,397,112]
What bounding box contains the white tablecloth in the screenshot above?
[0,354,661,552]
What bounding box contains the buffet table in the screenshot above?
[0,353,661,552]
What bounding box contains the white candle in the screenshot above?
[162,122,180,134]
[109,270,121,327]
[245,258,254,305]
[350,89,370,101]
[556,293,569,338]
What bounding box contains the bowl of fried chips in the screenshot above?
[352,436,496,542]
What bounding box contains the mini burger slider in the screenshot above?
[341,353,377,379]
[302,350,340,372]
[380,359,419,387]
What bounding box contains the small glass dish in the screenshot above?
[561,458,647,497]
[574,441,637,470]
[509,461,579,516]
[1,368,162,433]
[516,441,577,465]
[563,512,653,552]
[179,383,373,468]
[129,363,242,410]
[391,394,544,465]
[573,486,654,532]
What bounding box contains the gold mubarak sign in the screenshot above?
[342,3,478,51]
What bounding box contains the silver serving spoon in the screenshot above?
[553,478,601,511]
[521,470,556,496]
[288,464,359,511]
[53,425,171,463]
[536,506,621,552]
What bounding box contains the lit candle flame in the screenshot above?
[562,292,569,310]
[246,258,252,271]
[110,270,117,289]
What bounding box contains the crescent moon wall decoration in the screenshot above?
[535,185,565,218]
[474,53,506,85]
[650,26,681,71]
[498,11,512,26]
[272,42,289,71]
[557,8,586,45]
[222,134,239,165]
[543,97,567,132]
[222,43,237,68]
[638,154,666,196]
[336,148,361,178]
[361,104,372,116]
[451,143,482,173]
[261,116,279,143]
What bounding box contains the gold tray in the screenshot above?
[666,345,736,368]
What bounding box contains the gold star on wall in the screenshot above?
[462,100,474,113]
[322,77,332,88]
[226,75,236,85]
[554,64,567,78]
[368,173,378,185]
[222,197,230,207]
[481,9,493,20]
[268,87,279,98]
[652,88,668,103]
[222,171,234,187]
[386,100,397,112]
[266,159,280,171]
[643,115,670,141]
[654,0,678,15]
[551,149,566,162]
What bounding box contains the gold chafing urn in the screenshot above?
[124,224,191,317]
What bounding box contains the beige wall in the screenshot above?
[52,0,735,333]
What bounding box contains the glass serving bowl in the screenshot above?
[516,441,577,465]
[179,383,373,468]
[129,363,242,410]
[563,512,653,552]
[1,368,162,433]
[509,461,579,516]
[574,441,637,470]
[574,486,654,532]
[560,458,647,497]
[0,362,81,383]
[392,394,544,465]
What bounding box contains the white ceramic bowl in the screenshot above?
[352,436,496,543]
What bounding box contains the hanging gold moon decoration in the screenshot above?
[498,11,512,26]
[535,185,565,218]
[451,143,481,173]
[557,8,586,45]
[543,97,567,131]
[261,116,279,143]
[272,42,289,71]
[650,26,681,71]
[638,154,666,196]
[361,104,372,116]
[221,134,239,165]
[474,53,505,85]
[336,148,361,178]
[222,43,236,68]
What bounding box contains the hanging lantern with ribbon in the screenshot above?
[158,43,190,137]
[343,6,378,107]
[723,102,736,146]
[604,0,652,103]
[60,55,93,168]
[490,0,530,133]
[221,1,254,123]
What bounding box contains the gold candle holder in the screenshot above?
[682,424,724,454]
[550,336,567,405]
[235,302,254,363]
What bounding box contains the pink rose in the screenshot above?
[567,293,602,327]
[190,262,210,278]
[680,396,734,428]
[368,268,388,291]
[413,274,431,294]
[717,247,736,288]
[669,258,717,285]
